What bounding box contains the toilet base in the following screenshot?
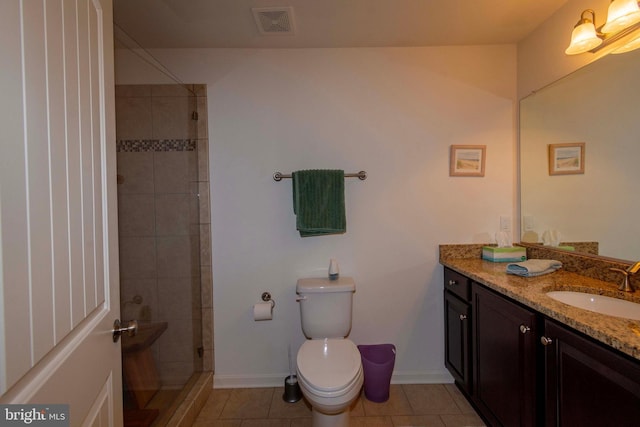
[312,407,350,427]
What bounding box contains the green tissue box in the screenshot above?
[482,246,527,263]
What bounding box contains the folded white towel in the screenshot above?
[506,259,562,277]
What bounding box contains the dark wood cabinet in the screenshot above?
[444,290,471,392]
[542,318,640,427]
[472,283,538,427]
[444,268,472,393]
[443,267,640,427]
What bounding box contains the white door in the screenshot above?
[0,0,122,426]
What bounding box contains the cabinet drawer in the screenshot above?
[444,268,471,301]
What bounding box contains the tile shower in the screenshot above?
[115,84,213,422]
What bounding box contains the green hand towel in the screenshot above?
[292,169,346,237]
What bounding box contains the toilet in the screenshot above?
[296,277,363,427]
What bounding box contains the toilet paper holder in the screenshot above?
[261,291,275,307]
[253,292,276,321]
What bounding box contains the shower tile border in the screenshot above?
[117,139,197,152]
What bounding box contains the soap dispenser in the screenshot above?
[328,258,340,280]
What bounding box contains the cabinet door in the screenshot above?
[473,283,537,427]
[543,319,640,427]
[444,291,471,392]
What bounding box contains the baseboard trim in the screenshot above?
[213,370,454,389]
[390,370,454,384]
[214,374,285,389]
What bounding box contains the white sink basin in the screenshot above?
[547,291,640,320]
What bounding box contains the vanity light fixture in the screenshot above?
[602,0,640,33]
[611,31,640,52]
[565,10,602,54]
[565,0,640,55]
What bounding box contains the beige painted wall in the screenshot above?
[115,46,517,386]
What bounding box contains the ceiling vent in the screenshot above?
[252,7,295,35]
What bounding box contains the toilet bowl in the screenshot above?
[297,339,363,427]
[296,277,362,427]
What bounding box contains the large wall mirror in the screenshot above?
[520,47,640,262]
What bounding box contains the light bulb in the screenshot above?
[565,21,603,54]
[602,0,640,34]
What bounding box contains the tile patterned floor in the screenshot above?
[193,384,485,427]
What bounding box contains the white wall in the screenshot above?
[115,46,517,387]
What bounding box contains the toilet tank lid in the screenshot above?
[296,277,355,293]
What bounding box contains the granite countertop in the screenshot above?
[441,258,640,361]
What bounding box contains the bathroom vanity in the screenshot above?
[441,254,640,427]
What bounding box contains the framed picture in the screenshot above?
[450,145,486,177]
[548,142,585,175]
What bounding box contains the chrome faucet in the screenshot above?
[610,261,640,292]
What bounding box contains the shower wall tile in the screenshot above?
[198,182,210,223]
[116,96,153,140]
[158,277,193,320]
[193,353,204,376]
[117,152,155,194]
[154,151,195,194]
[189,224,201,239]
[192,315,203,343]
[119,278,159,321]
[188,149,198,181]
[199,224,211,266]
[189,184,200,225]
[119,278,158,306]
[151,84,193,97]
[119,236,157,279]
[197,139,209,181]
[115,84,151,98]
[159,361,194,388]
[192,84,206,97]
[191,236,202,276]
[155,194,191,236]
[200,265,212,308]
[196,97,208,139]
[152,96,196,139]
[202,350,213,372]
[118,194,156,236]
[156,236,195,278]
[202,309,213,351]
[191,275,202,310]
[159,319,194,361]
[193,318,203,368]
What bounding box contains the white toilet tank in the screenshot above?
[296,277,355,339]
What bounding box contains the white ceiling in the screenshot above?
[113,0,570,49]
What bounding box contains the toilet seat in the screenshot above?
[297,338,362,398]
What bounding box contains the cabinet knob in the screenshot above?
[519,324,531,334]
[459,314,467,321]
[540,336,554,346]
[448,280,457,286]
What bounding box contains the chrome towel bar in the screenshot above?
[273,171,367,182]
